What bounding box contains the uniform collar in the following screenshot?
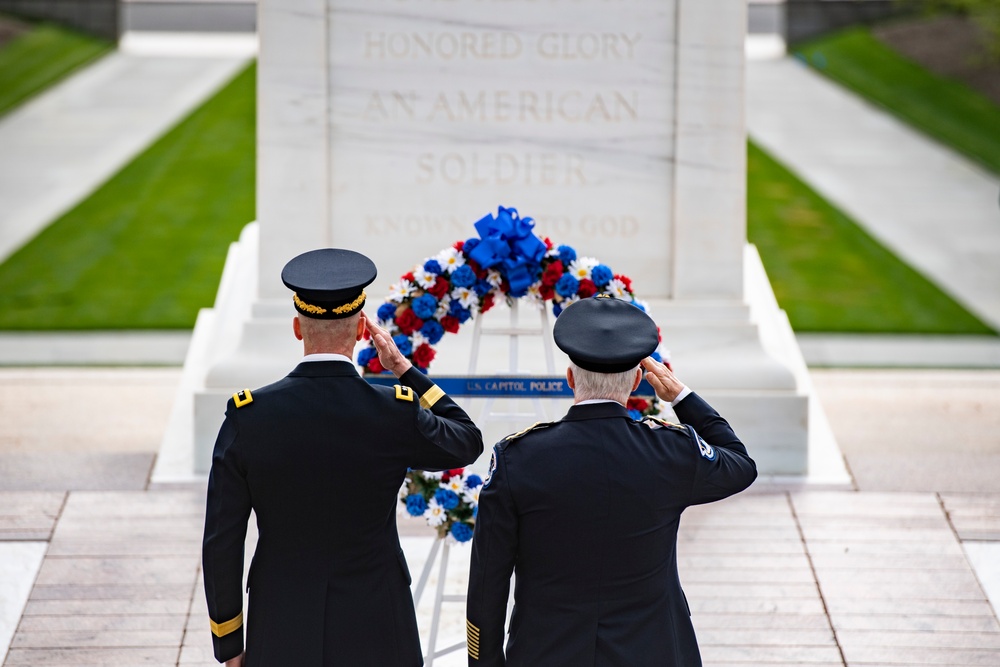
[301,353,355,364]
[288,360,360,377]
[562,401,631,421]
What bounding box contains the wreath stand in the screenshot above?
[416,301,554,665]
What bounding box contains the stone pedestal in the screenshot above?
[155,0,847,484]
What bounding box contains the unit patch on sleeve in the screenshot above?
[696,432,717,461]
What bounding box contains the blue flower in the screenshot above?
[393,335,413,357]
[464,237,480,255]
[434,488,460,510]
[628,409,643,420]
[451,264,476,288]
[405,494,428,516]
[420,319,445,345]
[591,264,613,287]
[449,300,472,323]
[557,245,577,265]
[555,274,580,298]
[411,294,438,320]
[631,300,646,312]
[451,522,474,543]
[356,347,376,367]
[377,303,397,322]
[552,302,564,317]
[423,259,443,275]
[651,351,662,362]
[465,474,483,489]
[473,505,478,518]
[473,279,492,297]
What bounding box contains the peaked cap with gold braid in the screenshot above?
[281,248,377,319]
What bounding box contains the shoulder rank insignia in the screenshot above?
[502,421,553,442]
[394,385,415,402]
[233,389,253,408]
[641,416,686,432]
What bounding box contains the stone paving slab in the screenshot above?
[0,453,155,492]
[941,494,1000,541]
[0,492,64,540]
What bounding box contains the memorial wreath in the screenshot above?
[361,206,669,538]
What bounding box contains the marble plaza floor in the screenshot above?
[0,368,999,665]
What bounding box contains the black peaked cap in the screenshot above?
[281,248,377,319]
[553,295,658,373]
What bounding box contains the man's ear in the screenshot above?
[356,313,366,342]
[631,367,642,392]
[293,316,303,341]
[566,367,575,389]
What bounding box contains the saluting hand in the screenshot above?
[640,356,686,403]
[362,312,413,378]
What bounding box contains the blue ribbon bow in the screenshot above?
[468,206,547,294]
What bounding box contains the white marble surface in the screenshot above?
[964,542,1000,618]
[0,542,47,665]
[748,57,1000,331]
[261,0,679,297]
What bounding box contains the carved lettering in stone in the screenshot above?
[415,152,588,186]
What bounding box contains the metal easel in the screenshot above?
[415,300,555,665]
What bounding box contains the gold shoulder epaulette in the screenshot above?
[233,389,253,408]
[642,416,686,431]
[394,385,415,402]
[503,421,553,442]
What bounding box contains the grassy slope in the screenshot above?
[0,63,256,330]
[0,21,111,117]
[795,26,1000,175]
[747,141,994,334]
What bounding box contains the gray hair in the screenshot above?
[298,312,360,345]
[569,361,639,403]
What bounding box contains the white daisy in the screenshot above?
[559,294,580,308]
[462,486,480,506]
[567,257,599,282]
[387,279,415,303]
[412,266,437,289]
[486,269,503,288]
[522,281,544,308]
[425,499,447,527]
[409,330,428,348]
[606,278,629,299]
[436,247,466,274]
[452,286,479,311]
[421,470,444,481]
[435,295,452,320]
[441,477,464,494]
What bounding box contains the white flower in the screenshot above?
[412,266,437,289]
[567,257,599,282]
[409,331,428,348]
[462,486,480,506]
[425,499,447,527]
[436,247,466,274]
[559,294,580,308]
[398,480,410,501]
[632,298,650,315]
[435,295,452,320]
[421,470,444,481]
[606,278,629,299]
[441,477,464,494]
[486,269,503,288]
[388,280,415,303]
[452,287,479,311]
[523,281,544,308]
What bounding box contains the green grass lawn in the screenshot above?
[0,20,112,117]
[748,141,994,334]
[794,27,1000,175]
[0,63,256,330]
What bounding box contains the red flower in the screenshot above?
[577,279,597,298]
[412,343,436,368]
[614,274,632,291]
[396,308,424,335]
[543,237,553,250]
[402,271,415,283]
[540,284,555,300]
[468,259,487,279]
[453,240,465,251]
[481,293,495,313]
[627,397,650,413]
[441,473,451,482]
[500,279,510,293]
[541,260,564,286]
[427,276,450,298]
[367,357,384,374]
[657,327,662,343]
[440,315,460,333]
[447,468,464,476]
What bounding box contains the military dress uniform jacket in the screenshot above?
[202,361,483,666]
[467,392,757,667]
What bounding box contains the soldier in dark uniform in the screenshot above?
[466,295,757,667]
[202,248,484,666]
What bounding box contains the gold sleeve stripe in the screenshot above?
[467,618,481,658]
[210,612,243,637]
[419,384,445,410]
